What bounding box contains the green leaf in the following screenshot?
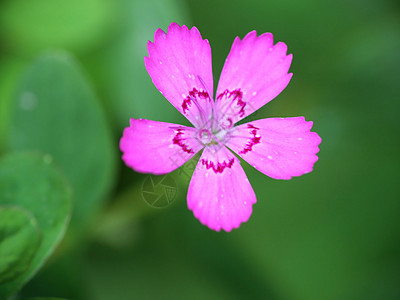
[0,206,41,284]
[0,152,71,299]
[0,0,115,55]
[7,52,116,227]
[0,56,26,154]
[27,298,69,300]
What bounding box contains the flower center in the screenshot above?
[197,122,232,147]
[198,129,212,145]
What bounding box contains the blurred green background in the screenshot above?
[0,0,399,299]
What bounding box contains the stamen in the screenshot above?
[189,94,207,124]
[197,75,216,130]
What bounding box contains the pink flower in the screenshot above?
[120,23,321,232]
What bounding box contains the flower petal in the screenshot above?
[187,145,256,232]
[226,117,321,180]
[120,119,203,175]
[215,31,293,124]
[145,23,214,128]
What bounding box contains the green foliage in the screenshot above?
[0,207,41,284]
[27,298,69,300]
[0,152,71,299]
[0,0,115,55]
[7,52,116,227]
[0,57,26,154]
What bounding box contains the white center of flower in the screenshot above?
[198,129,212,145]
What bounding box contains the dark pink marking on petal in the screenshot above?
[217,89,246,118]
[200,158,234,173]
[145,23,214,128]
[173,129,195,154]
[239,124,261,154]
[215,31,293,124]
[226,117,321,180]
[188,146,256,231]
[182,87,210,114]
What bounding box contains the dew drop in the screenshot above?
[267,155,273,160]
[298,137,303,141]
[252,91,257,96]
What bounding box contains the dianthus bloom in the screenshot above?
[120,23,321,231]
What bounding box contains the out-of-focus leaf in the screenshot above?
[7,52,116,227]
[0,152,71,299]
[0,207,41,284]
[0,0,115,55]
[0,57,26,154]
[28,298,69,300]
[85,0,190,130]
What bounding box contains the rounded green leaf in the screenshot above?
[0,152,71,299]
[7,52,116,227]
[0,206,41,284]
